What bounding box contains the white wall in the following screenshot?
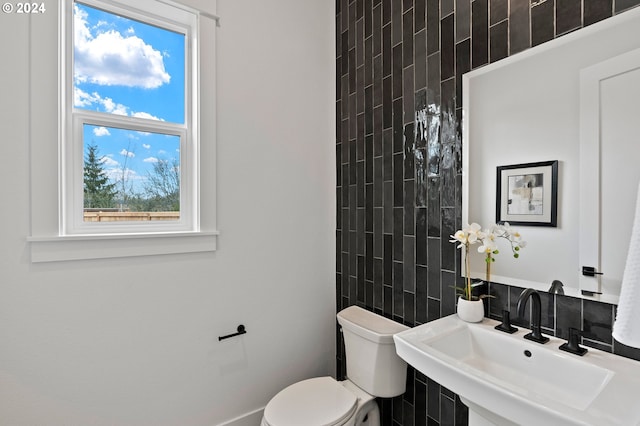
[0,0,335,424]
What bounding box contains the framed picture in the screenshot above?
[496,160,558,227]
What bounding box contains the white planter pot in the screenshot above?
[457,297,485,323]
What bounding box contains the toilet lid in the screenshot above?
[263,377,358,426]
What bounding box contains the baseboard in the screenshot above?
[216,407,265,426]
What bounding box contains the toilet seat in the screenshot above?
[263,377,358,426]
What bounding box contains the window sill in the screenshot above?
[27,231,219,262]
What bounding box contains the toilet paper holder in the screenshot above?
[218,324,247,341]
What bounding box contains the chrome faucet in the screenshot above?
[516,288,549,344]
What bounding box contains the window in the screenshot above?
[27,0,218,261]
[65,0,194,234]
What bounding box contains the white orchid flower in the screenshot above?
[449,230,467,248]
[465,222,483,244]
[450,223,484,248]
[477,239,498,254]
[451,221,526,293]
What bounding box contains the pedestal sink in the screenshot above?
[393,314,640,425]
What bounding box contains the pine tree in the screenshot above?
[84,143,117,209]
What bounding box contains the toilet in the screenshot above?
[261,306,409,426]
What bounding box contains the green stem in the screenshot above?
[486,252,491,283]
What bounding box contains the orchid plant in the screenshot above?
[450,223,484,301]
[477,223,526,282]
[450,222,525,300]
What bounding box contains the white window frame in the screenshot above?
[27,0,219,262]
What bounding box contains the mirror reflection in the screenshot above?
[462,8,640,304]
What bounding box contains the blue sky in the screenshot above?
[74,2,185,194]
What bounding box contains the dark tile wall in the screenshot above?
[335,0,640,425]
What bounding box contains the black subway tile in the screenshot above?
[392,98,404,152]
[471,0,489,68]
[403,9,414,67]
[531,0,554,47]
[393,261,404,316]
[403,66,415,123]
[490,0,508,24]
[489,20,508,63]
[584,0,613,25]
[427,378,441,422]
[415,0,426,32]
[441,0,454,17]
[441,270,457,316]
[392,43,403,98]
[427,237,441,298]
[416,207,428,265]
[441,13,455,80]
[583,299,614,345]
[427,177,441,236]
[382,23,392,76]
[428,297,441,322]
[426,0,440,54]
[556,295,582,339]
[393,207,404,260]
[440,394,455,426]
[416,265,428,323]
[441,208,456,270]
[373,3,382,55]
[404,181,415,234]
[615,0,640,12]
[455,0,470,42]
[509,0,530,55]
[392,0,403,45]
[393,153,404,206]
[414,29,427,89]
[556,0,582,35]
[403,0,413,13]
[455,38,471,103]
[404,236,416,292]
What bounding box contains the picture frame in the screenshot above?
[496,160,558,227]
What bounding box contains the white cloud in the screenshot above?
[105,167,145,182]
[101,97,128,115]
[74,87,98,108]
[132,111,163,121]
[74,4,170,89]
[144,157,159,163]
[74,87,129,115]
[142,144,151,149]
[120,149,135,158]
[74,87,161,121]
[93,126,110,137]
[101,156,119,167]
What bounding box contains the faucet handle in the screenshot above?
[559,327,588,356]
[494,309,518,334]
[524,330,550,344]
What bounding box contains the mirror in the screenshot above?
[462,7,640,304]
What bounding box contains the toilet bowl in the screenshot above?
[261,377,378,426]
[261,306,409,426]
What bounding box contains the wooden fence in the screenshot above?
[83,211,180,222]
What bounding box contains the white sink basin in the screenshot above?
[393,314,640,425]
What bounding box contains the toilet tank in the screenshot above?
[337,306,409,398]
